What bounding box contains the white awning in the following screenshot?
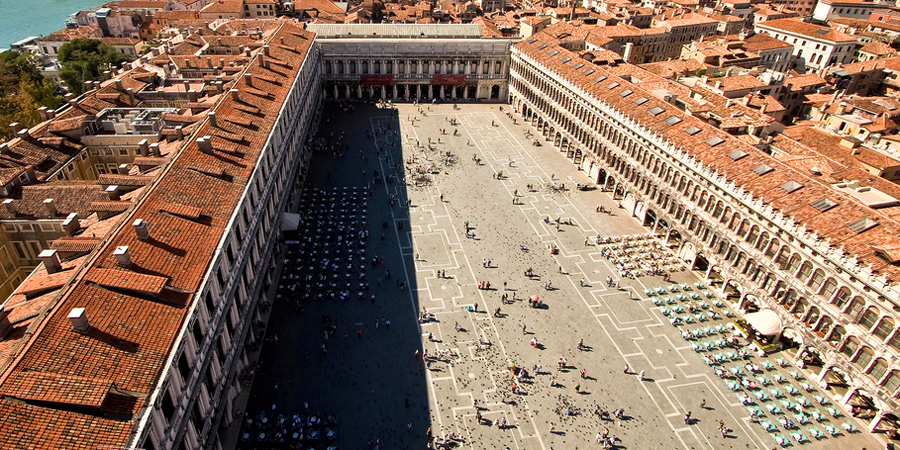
[280,212,301,231]
[745,309,783,336]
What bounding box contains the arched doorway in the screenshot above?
[643,209,657,228]
[467,85,477,99]
[692,253,709,273]
[597,168,607,185]
[490,84,500,99]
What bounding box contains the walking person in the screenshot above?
[639,370,645,380]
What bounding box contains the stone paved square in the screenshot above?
[236,102,884,450]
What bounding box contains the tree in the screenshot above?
[58,38,131,95]
[0,50,63,141]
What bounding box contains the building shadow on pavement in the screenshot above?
[240,102,428,450]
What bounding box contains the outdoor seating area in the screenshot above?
[596,233,685,278]
[646,286,863,446]
[239,408,338,449]
[278,187,370,304]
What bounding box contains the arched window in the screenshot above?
[808,269,825,292]
[868,357,889,381]
[874,317,895,340]
[797,261,813,281]
[829,325,845,344]
[860,306,880,330]
[833,287,851,308]
[882,370,900,394]
[853,346,874,370]
[786,253,802,272]
[816,315,833,334]
[820,278,838,300]
[840,336,860,358]
[846,296,866,317]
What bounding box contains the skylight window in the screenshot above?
[619,89,633,97]
[538,44,548,50]
[848,217,878,233]
[573,63,584,70]
[648,106,664,116]
[779,180,803,193]
[584,68,595,76]
[594,75,607,83]
[727,149,747,160]
[810,197,837,212]
[750,163,773,175]
[560,56,572,64]
[607,82,620,89]
[633,97,648,105]
[527,38,537,44]
[684,126,701,135]
[815,29,829,35]
[706,137,725,147]
[664,116,682,126]
[548,50,560,57]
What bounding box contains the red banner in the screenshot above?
[360,75,394,85]
[433,74,467,85]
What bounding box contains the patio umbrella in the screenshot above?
[530,295,539,302]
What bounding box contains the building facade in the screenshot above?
[310,24,514,102]
[509,30,900,432]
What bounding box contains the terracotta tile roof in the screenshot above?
[859,40,895,56]
[0,182,109,220]
[741,33,793,52]
[84,268,168,296]
[0,371,113,408]
[757,18,857,42]
[97,175,154,187]
[0,22,314,449]
[89,201,132,213]
[50,237,102,253]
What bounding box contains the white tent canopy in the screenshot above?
[745,309,783,336]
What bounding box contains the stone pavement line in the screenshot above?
[391,110,550,450]
[485,108,776,449]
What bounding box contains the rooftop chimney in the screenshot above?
[280,36,285,45]
[174,127,183,141]
[217,38,222,46]
[184,58,191,68]
[197,136,213,153]
[138,139,149,156]
[62,213,80,235]
[115,79,123,91]
[113,245,131,268]
[259,55,266,67]
[183,80,190,92]
[0,306,10,339]
[133,219,149,241]
[230,88,239,101]
[244,73,253,87]
[219,57,224,68]
[105,185,120,200]
[263,45,270,56]
[206,56,212,68]
[0,143,6,154]
[67,307,90,333]
[2,199,14,217]
[208,111,217,127]
[38,106,48,121]
[150,142,161,157]
[9,122,21,134]
[42,198,57,217]
[126,88,136,105]
[38,249,62,274]
[102,70,111,81]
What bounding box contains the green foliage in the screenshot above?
[58,38,131,95]
[0,50,63,141]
